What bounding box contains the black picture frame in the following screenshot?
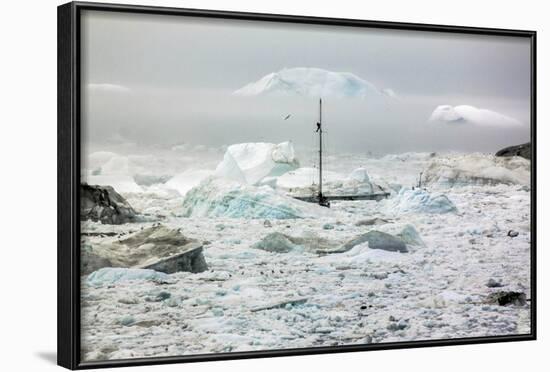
[57,1,537,369]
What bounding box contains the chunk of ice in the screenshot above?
[384,188,457,214]
[214,142,299,185]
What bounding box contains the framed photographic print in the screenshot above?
[58,1,536,369]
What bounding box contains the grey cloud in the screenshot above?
[80,10,531,155]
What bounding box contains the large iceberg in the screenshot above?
[423,154,530,187]
[233,67,394,99]
[164,169,212,196]
[181,177,328,219]
[214,142,299,185]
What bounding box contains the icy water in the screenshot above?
[80,151,531,361]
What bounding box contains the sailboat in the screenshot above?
[292,99,390,208]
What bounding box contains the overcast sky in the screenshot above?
[81,10,532,155]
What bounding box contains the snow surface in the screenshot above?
[429,105,523,127]
[80,150,531,361]
[234,67,394,99]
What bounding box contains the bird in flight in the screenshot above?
[283,114,291,120]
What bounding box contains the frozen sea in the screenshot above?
[80,148,531,361]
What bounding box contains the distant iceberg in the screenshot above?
[83,151,142,194]
[429,105,523,127]
[233,67,395,99]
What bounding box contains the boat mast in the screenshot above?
[313,99,329,207]
[318,98,323,202]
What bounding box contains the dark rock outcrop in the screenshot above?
[495,142,531,160]
[486,291,527,306]
[81,184,138,224]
